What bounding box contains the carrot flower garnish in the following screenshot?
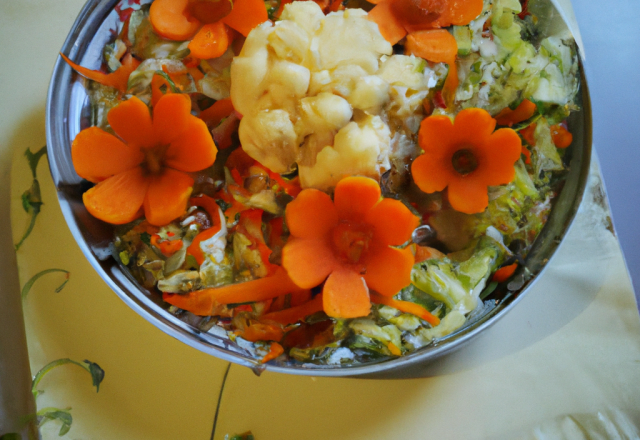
[411,108,522,214]
[72,94,217,226]
[282,176,420,319]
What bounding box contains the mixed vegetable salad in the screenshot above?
[65,0,579,366]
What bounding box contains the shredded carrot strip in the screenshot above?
[370,292,440,327]
[60,53,140,93]
[491,263,518,282]
[261,294,324,325]
[261,342,285,363]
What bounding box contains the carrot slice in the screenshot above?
[83,167,149,224]
[367,1,407,45]
[405,29,457,64]
[388,0,445,33]
[261,294,324,325]
[188,22,230,59]
[333,176,381,221]
[323,267,371,319]
[282,237,336,289]
[434,0,483,26]
[60,52,140,93]
[370,292,440,326]
[550,124,573,148]
[261,342,284,363]
[71,127,144,183]
[365,198,419,247]
[164,116,218,172]
[163,268,303,315]
[144,168,194,226]
[285,189,338,239]
[492,263,518,282]
[221,0,268,37]
[199,98,235,127]
[107,96,155,148]
[150,0,201,41]
[364,245,414,297]
[188,0,233,23]
[406,30,458,107]
[520,122,537,146]
[495,99,537,127]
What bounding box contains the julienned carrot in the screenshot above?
[60,53,140,93]
[370,292,440,327]
[550,124,573,148]
[188,22,230,60]
[221,0,268,37]
[187,222,222,265]
[405,30,458,107]
[199,98,235,127]
[261,342,284,363]
[188,0,233,23]
[151,234,184,256]
[261,294,324,325]
[495,99,537,126]
[150,0,201,41]
[367,1,407,45]
[163,268,304,315]
[491,263,518,282]
[237,322,284,342]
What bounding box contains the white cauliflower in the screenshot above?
[230,1,435,191]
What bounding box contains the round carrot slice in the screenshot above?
[150,0,201,41]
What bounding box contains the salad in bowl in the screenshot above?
[48,0,587,373]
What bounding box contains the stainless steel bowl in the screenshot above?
[46,0,591,378]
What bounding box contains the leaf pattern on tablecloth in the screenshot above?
[15,146,47,250]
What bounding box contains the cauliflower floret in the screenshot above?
[231,1,431,191]
[299,115,391,191]
[308,9,392,73]
[238,109,298,174]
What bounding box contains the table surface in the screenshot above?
[2,1,640,439]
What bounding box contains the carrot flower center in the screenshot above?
[331,221,374,266]
[451,148,478,176]
[142,144,170,176]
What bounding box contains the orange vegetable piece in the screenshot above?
[405,30,458,107]
[188,22,231,59]
[520,123,537,146]
[163,268,304,315]
[72,95,217,226]
[221,0,268,37]
[389,0,445,33]
[261,294,324,325]
[282,177,419,319]
[187,222,223,265]
[387,342,402,356]
[151,234,184,256]
[412,108,522,214]
[83,167,149,224]
[550,124,573,148]
[495,99,537,127]
[237,322,284,342]
[60,52,140,94]
[150,0,201,41]
[434,0,483,27]
[367,1,407,45]
[370,292,440,326]
[188,0,233,23]
[261,342,284,363]
[323,267,372,319]
[491,263,518,282]
[199,98,235,127]
[405,29,457,64]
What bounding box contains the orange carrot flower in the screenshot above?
[281,176,420,319]
[72,94,217,226]
[411,108,522,214]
